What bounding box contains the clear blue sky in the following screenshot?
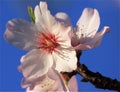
[0,0,120,92]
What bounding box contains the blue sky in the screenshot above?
[0,0,120,92]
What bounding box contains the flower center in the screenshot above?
[35,32,59,53]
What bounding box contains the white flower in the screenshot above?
[71,8,110,50]
[26,75,78,92]
[4,1,77,83]
[18,65,78,92]
[27,75,78,92]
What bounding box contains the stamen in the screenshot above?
[34,32,59,53]
[39,77,55,91]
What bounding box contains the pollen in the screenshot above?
[39,76,55,91]
[35,32,59,53]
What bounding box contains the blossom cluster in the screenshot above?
[4,1,110,92]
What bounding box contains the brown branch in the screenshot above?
[76,50,120,91]
[62,51,120,91]
[77,63,120,91]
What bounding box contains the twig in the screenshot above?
[77,63,120,91]
[76,50,120,91]
[62,50,120,91]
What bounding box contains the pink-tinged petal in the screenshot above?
[47,68,68,91]
[21,49,53,82]
[26,68,68,92]
[73,26,110,50]
[53,49,77,72]
[55,12,72,26]
[22,74,46,89]
[4,19,38,50]
[25,76,49,92]
[68,76,78,92]
[34,2,56,29]
[76,8,100,38]
[25,75,54,92]
[84,26,110,49]
[73,44,92,50]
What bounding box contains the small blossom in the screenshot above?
[71,8,110,50]
[18,66,78,92]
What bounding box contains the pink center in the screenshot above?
[35,32,59,53]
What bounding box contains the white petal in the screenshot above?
[34,2,56,29]
[21,49,53,82]
[73,44,92,50]
[84,26,110,49]
[34,2,72,49]
[55,12,72,26]
[47,68,68,91]
[68,76,78,92]
[4,19,38,50]
[26,77,54,92]
[76,8,100,38]
[53,49,77,72]
[51,23,72,48]
[26,68,68,92]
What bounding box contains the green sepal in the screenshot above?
[28,6,35,23]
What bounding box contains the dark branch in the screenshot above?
[76,50,120,91]
[77,63,120,91]
[62,51,120,91]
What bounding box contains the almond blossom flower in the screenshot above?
[18,66,77,92]
[71,8,110,50]
[4,1,77,83]
[25,73,78,92]
[5,2,77,74]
